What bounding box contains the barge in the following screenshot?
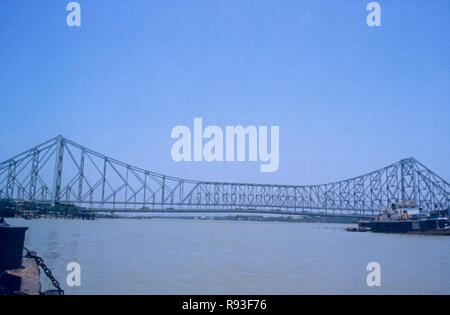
[356,204,450,235]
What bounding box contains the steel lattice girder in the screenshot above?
[0,136,448,214]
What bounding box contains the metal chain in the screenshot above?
[24,247,64,295]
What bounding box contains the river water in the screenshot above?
[9,218,450,295]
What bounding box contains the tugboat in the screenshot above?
[358,203,450,235]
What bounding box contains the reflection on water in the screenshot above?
[10,218,450,295]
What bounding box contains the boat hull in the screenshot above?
[360,218,450,235]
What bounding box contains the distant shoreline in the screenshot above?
[95,213,359,224]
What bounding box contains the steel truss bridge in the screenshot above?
[0,136,448,216]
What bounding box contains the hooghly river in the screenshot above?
[9,218,450,295]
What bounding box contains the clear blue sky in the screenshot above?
[0,0,449,185]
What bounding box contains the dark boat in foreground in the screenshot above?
[357,204,450,235]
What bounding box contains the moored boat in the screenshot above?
[357,203,450,235]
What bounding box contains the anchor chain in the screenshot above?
[24,247,64,295]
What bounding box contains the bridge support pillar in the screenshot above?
[52,136,64,206]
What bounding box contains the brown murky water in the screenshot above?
[9,218,450,294]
